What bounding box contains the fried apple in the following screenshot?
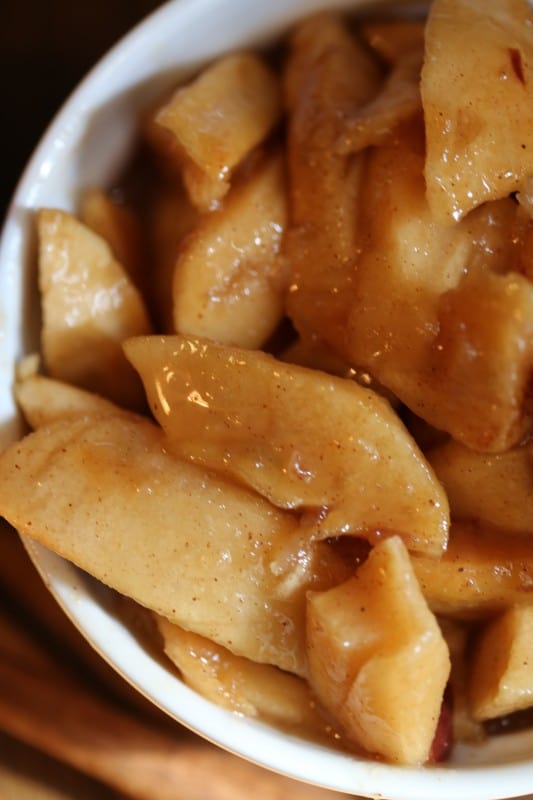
[156,616,337,739]
[38,209,152,411]
[469,605,533,721]
[15,373,124,430]
[0,413,349,675]
[284,13,381,346]
[155,52,282,211]
[124,335,449,557]
[428,269,533,452]
[342,118,533,452]
[306,536,450,765]
[422,0,533,222]
[429,436,533,535]
[172,152,286,348]
[412,522,533,619]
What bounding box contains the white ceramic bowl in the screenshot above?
[1,2,533,798]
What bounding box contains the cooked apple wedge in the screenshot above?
[80,187,145,292]
[306,536,450,765]
[284,13,381,347]
[15,373,124,430]
[361,19,425,63]
[469,605,533,721]
[422,0,533,222]
[428,269,533,453]
[429,437,533,535]
[0,413,349,675]
[156,616,337,739]
[343,117,533,452]
[172,152,287,349]
[124,335,449,556]
[412,522,533,619]
[156,52,282,211]
[38,208,152,410]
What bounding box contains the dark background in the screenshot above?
[0,0,166,225]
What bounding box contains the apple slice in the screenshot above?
[0,413,349,675]
[15,372,124,430]
[172,151,287,349]
[306,536,450,765]
[284,14,380,347]
[422,0,533,222]
[156,616,338,739]
[412,521,533,618]
[38,208,152,411]
[429,436,533,536]
[343,117,533,453]
[124,335,449,556]
[469,605,533,721]
[155,52,282,211]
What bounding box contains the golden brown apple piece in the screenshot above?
[342,117,533,453]
[428,269,533,452]
[306,536,450,765]
[124,335,449,557]
[0,413,349,675]
[15,372,124,430]
[155,52,282,211]
[283,13,381,347]
[172,151,286,348]
[429,436,533,535]
[284,12,533,453]
[421,0,533,222]
[156,616,339,741]
[80,187,145,292]
[412,522,533,619]
[38,209,152,411]
[360,19,425,63]
[469,605,533,721]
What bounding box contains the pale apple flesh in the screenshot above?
[412,522,533,619]
[469,605,533,721]
[422,0,533,223]
[0,413,350,676]
[124,334,449,557]
[38,208,152,411]
[429,437,533,536]
[155,52,282,211]
[172,151,287,349]
[306,536,450,765]
[156,615,341,741]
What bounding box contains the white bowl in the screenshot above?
[1,1,533,798]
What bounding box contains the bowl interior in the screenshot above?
[1,1,532,798]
